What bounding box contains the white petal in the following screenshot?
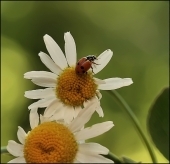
[31,77,56,87]
[64,32,77,66]
[63,106,74,123]
[84,96,103,117]
[29,108,39,129]
[50,107,65,121]
[95,104,104,117]
[28,96,56,109]
[84,96,104,117]
[77,139,85,144]
[24,71,57,79]
[79,143,109,155]
[68,100,100,133]
[40,114,53,123]
[43,34,68,69]
[98,78,133,90]
[38,51,62,75]
[74,158,81,163]
[77,140,85,144]
[74,106,82,118]
[96,90,102,100]
[83,96,99,108]
[17,127,27,145]
[75,121,114,141]
[93,77,106,85]
[93,49,113,74]
[8,157,26,163]
[25,88,55,99]
[44,99,64,117]
[76,151,114,163]
[7,140,24,157]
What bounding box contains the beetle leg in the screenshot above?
[91,66,95,74]
[92,61,100,65]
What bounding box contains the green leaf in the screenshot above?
[147,87,169,160]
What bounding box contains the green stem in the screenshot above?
[1,146,8,154]
[107,90,157,163]
[103,152,122,163]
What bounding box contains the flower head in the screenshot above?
[7,101,114,163]
[24,32,133,121]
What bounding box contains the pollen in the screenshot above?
[24,122,78,163]
[56,67,97,106]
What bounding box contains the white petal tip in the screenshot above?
[43,34,52,42]
[106,49,113,54]
[24,92,28,98]
[43,34,49,38]
[107,121,114,128]
[130,79,133,84]
[38,51,43,56]
[28,106,32,110]
[110,123,114,129]
[65,31,70,34]
[23,73,28,78]
[125,78,133,85]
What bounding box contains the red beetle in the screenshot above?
[75,55,98,74]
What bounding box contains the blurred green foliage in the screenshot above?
[1,1,169,163]
[147,87,169,160]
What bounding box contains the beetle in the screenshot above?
[75,55,99,74]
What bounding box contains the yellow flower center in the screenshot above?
[56,67,97,106]
[24,122,78,163]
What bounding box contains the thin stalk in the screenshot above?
[1,146,8,154]
[107,90,157,163]
[103,152,122,163]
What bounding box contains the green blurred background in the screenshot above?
[1,1,169,163]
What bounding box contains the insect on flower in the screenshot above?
[24,32,133,120]
[75,55,99,74]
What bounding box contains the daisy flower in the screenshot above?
[7,100,114,163]
[24,32,133,121]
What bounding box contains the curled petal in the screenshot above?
[95,104,104,117]
[96,90,102,100]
